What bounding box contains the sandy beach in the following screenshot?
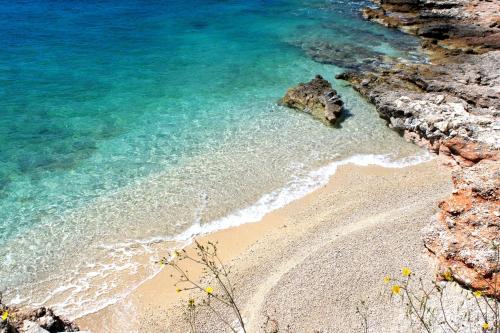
[77,158,452,332]
[1,0,498,332]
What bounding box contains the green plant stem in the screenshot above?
[205,303,239,333]
[438,288,458,333]
[404,277,432,333]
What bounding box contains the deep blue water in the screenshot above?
[0,0,423,316]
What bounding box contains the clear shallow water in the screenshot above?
[0,0,424,317]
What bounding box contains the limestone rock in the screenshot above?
[337,51,500,161]
[338,0,500,297]
[0,304,79,333]
[23,321,49,333]
[280,75,344,125]
[361,0,500,54]
[423,159,500,295]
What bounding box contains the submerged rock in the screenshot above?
[287,38,409,72]
[300,40,385,68]
[279,75,344,125]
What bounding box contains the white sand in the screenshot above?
[78,160,453,332]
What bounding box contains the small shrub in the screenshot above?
[160,240,246,333]
[360,242,500,333]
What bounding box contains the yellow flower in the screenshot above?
[482,322,489,330]
[473,290,483,298]
[176,288,181,293]
[383,276,391,284]
[402,267,411,277]
[391,285,401,295]
[205,286,214,295]
[1,311,8,321]
[443,270,453,281]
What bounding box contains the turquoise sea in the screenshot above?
[0,0,425,317]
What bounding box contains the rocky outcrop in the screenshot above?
[337,0,500,296]
[361,0,500,58]
[424,159,499,295]
[0,303,80,333]
[337,51,500,160]
[280,75,344,125]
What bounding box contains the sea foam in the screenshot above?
[57,152,433,319]
[172,152,434,242]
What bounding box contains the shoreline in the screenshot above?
[68,152,431,319]
[3,0,497,331]
[76,158,452,332]
[339,0,499,294]
[74,1,500,321]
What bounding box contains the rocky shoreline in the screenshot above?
[336,0,499,296]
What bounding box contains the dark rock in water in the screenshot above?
[292,39,387,70]
[0,173,10,192]
[279,75,344,125]
[190,20,209,30]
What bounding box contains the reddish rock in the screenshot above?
[424,159,500,297]
[339,0,500,297]
[442,138,499,164]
